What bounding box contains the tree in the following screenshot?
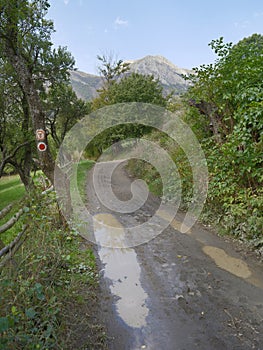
[0,0,75,185]
[185,34,263,242]
[0,60,35,189]
[45,83,91,149]
[187,34,263,146]
[92,72,167,109]
[97,53,130,86]
[88,68,168,157]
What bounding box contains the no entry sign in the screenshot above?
[37,142,47,152]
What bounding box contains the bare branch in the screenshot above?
[0,225,28,258]
[0,140,32,176]
[0,208,24,234]
[0,203,13,220]
[0,226,28,268]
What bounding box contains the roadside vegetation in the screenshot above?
[0,164,106,350]
[184,35,263,248]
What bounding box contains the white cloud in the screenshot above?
[254,11,263,17]
[114,17,129,28]
[64,0,70,5]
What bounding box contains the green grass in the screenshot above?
[0,175,25,210]
[0,175,26,245]
[76,159,95,201]
[0,175,23,191]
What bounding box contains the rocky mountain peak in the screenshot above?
[70,55,192,100]
[128,55,191,90]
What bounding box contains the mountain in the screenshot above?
[70,55,192,101]
[128,55,192,95]
[69,70,103,100]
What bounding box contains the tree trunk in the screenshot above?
[21,92,34,190]
[17,162,33,191]
[4,45,54,181]
[189,100,223,144]
[4,46,72,218]
[9,158,34,192]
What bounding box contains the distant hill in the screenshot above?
[70,55,192,101]
[69,70,102,100]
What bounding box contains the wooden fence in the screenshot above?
[0,203,28,268]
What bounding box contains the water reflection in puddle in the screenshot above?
[93,213,149,328]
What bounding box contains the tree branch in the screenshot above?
[0,208,24,234]
[0,225,28,258]
[0,140,32,176]
[0,203,13,220]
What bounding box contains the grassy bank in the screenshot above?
[0,160,107,349]
[76,159,95,200]
[0,175,25,210]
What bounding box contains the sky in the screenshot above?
[48,0,263,74]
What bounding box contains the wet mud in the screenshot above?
[83,160,263,350]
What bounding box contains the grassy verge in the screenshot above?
[0,175,25,210]
[76,159,95,201]
[0,175,26,246]
[0,161,107,350]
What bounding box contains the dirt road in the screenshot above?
[84,160,263,350]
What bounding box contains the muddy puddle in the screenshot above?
[203,245,252,278]
[156,209,192,233]
[93,213,149,328]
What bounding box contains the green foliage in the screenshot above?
[92,72,167,110]
[108,73,167,106]
[45,83,91,149]
[0,190,104,349]
[89,69,168,158]
[85,123,153,159]
[127,128,193,207]
[185,34,263,246]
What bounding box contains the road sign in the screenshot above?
[37,142,47,152]
[36,129,45,141]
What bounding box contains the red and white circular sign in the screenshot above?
[37,142,47,152]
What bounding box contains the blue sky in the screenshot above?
[48,0,263,74]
